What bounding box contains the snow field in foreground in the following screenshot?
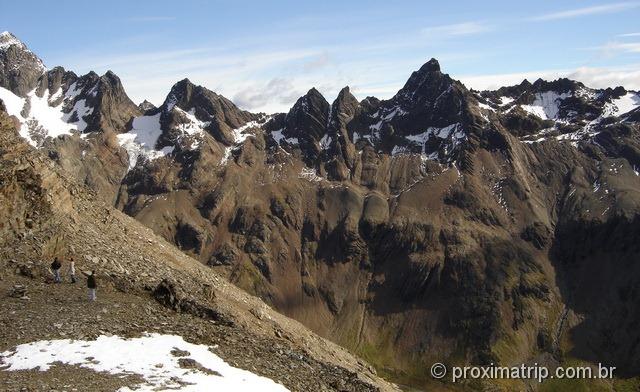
[0,333,289,392]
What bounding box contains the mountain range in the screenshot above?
[2,30,640,390]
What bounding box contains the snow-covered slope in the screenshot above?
[1,334,289,392]
[0,86,79,146]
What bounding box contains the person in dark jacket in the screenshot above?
[51,257,62,283]
[82,270,97,301]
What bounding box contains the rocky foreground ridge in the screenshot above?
[2,31,640,390]
[0,106,396,391]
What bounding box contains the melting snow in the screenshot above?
[520,91,571,120]
[220,146,233,165]
[174,108,208,149]
[0,31,23,49]
[231,120,262,144]
[0,333,289,392]
[319,134,332,150]
[603,92,640,117]
[0,86,25,115]
[117,113,173,170]
[0,87,78,146]
[499,96,514,106]
[65,82,83,100]
[391,123,465,163]
[404,123,464,150]
[64,98,93,132]
[299,167,323,182]
[271,128,299,146]
[478,102,495,112]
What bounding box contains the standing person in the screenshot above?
[68,257,76,283]
[82,270,97,301]
[51,257,62,283]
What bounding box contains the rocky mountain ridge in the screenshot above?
[0,107,396,391]
[2,31,640,390]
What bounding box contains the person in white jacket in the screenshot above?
[68,257,76,284]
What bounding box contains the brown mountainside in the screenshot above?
[2,32,640,390]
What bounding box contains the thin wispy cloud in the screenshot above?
[421,22,492,39]
[583,40,640,58]
[124,16,176,22]
[303,52,331,72]
[602,41,640,53]
[233,78,304,112]
[618,32,640,37]
[531,2,640,21]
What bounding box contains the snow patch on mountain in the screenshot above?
[319,134,332,150]
[231,117,272,144]
[65,81,83,100]
[117,113,173,170]
[220,146,233,165]
[478,102,495,112]
[0,87,78,146]
[603,92,640,117]
[174,108,209,149]
[404,123,464,147]
[64,98,93,132]
[0,333,289,392]
[369,105,407,132]
[499,97,514,106]
[520,91,571,120]
[271,128,299,146]
[0,31,22,49]
[299,167,323,182]
[390,123,465,162]
[0,86,25,115]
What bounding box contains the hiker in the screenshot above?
[68,257,76,283]
[51,257,62,283]
[82,270,97,301]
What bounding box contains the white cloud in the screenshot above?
[421,22,491,39]
[233,78,304,113]
[458,64,640,91]
[618,32,640,37]
[531,2,640,21]
[567,65,640,90]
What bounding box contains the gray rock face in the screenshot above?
[62,70,141,134]
[0,31,45,96]
[161,78,258,145]
[138,100,156,113]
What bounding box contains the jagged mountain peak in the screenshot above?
[0,31,24,49]
[0,31,45,66]
[532,77,585,93]
[419,57,441,73]
[395,58,465,105]
[0,31,46,96]
[289,87,329,116]
[138,99,157,113]
[162,78,234,113]
[301,87,327,103]
[336,86,357,101]
[100,70,120,83]
[331,86,359,119]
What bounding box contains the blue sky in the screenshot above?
[2,1,640,112]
